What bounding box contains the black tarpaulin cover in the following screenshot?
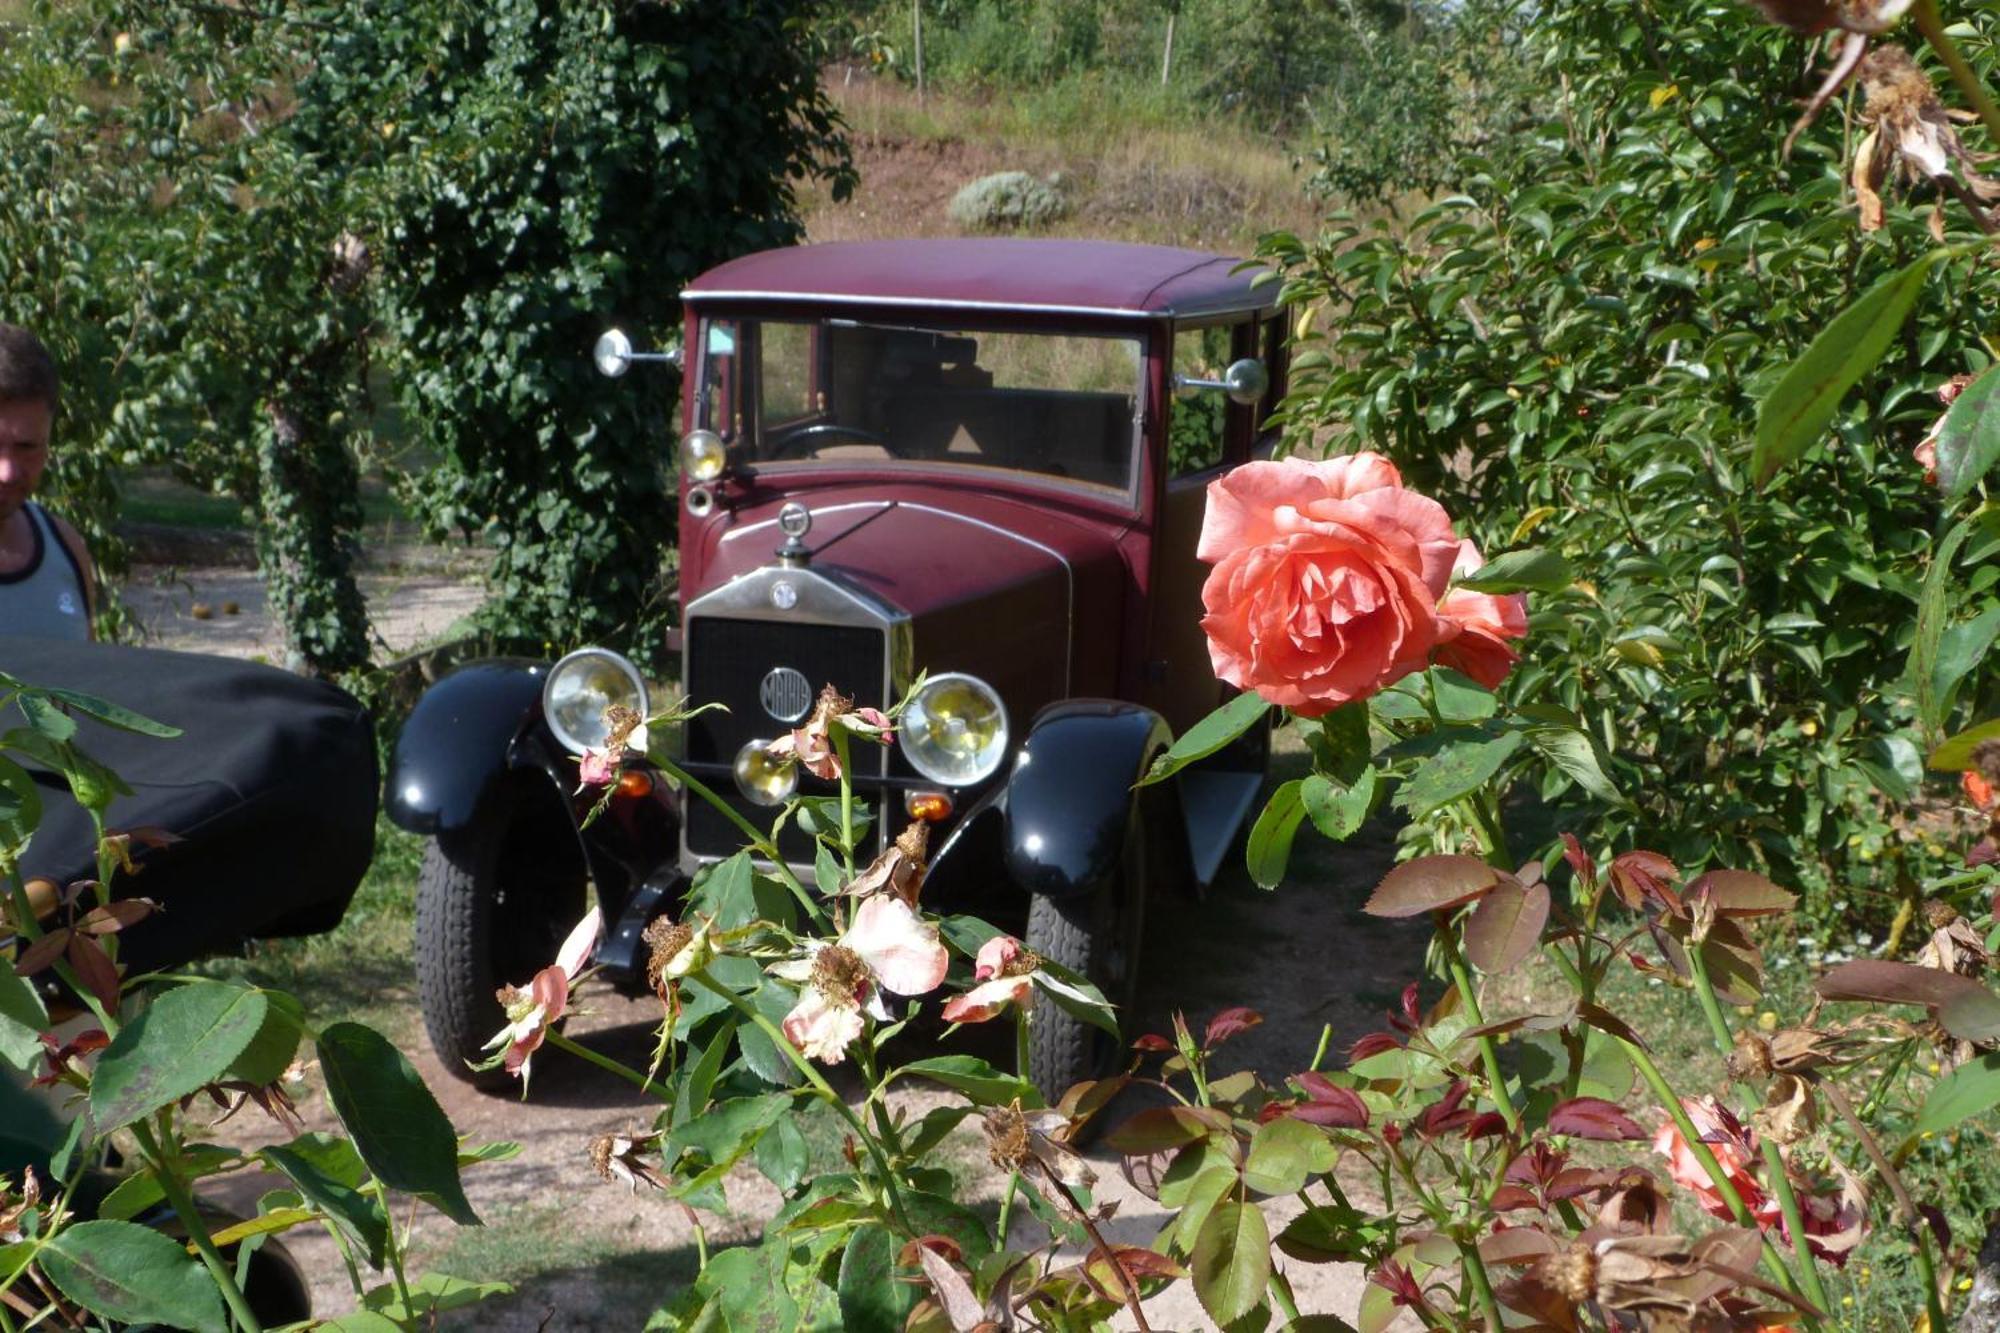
[1,637,377,972]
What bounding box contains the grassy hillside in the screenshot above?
[799,69,1322,256]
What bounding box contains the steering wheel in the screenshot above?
[764,421,894,460]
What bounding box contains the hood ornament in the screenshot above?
[776,502,812,567]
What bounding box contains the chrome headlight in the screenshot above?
[734,739,798,807]
[543,648,648,755]
[680,429,727,483]
[902,673,1009,787]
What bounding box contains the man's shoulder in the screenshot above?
[35,505,96,581]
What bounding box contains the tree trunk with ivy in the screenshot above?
[255,380,371,676]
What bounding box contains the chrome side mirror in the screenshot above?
[1174,357,1269,406]
[593,328,684,379]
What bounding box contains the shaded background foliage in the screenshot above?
[1262,2,2000,917]
[0,0,851,675]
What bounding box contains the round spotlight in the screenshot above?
[901,673,1009,787]
[734,739,798,807]
[680,429,727,483]
[543,648,648,755]
[593,328,633,379]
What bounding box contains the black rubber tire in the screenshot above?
[415,776,589,1090]
[1024,813,1146,1103]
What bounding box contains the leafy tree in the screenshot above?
[291,0,854,667]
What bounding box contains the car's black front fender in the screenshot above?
[386,659,550,836]
[1002,700,1173,900]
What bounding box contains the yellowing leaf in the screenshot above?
[1509,506,1557,544]
[1650,83,1679,107]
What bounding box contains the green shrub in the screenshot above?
[947,170,1067,230]
[1261,2,2000,921]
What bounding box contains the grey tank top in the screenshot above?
[0,503,91,640]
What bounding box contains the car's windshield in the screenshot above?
[696,318,1143,495]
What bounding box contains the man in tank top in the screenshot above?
[0,324,94,640]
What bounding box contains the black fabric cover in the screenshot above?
[2,637,377,972]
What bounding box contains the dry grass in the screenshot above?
[801,70,1323,255]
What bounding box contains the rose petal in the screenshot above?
[843,895,948,997]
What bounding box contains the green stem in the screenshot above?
[693,1217,710,1272]
[1434,912,1520,1133]
[544,1029,675,1101]
[1015,1010,1032,1081]
[1613,1030,1809,1303]
[995,1171,1021,1246]
[689,972,915,1236]
[1914,0,2000,148]
[834,730,857,875]
[652,757,825,927]
[1686,947,1833,1317]
[1457,1237,1505,1332]
[1268,1267,1303,1323]
[129,1122,264,1333]
[370,1178,415,1318]
[1913,1209,1949,1332]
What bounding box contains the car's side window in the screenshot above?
[1168,325,1231,478]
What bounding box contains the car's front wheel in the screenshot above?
[415,775,590,1089]
[1023,810,1146,1104]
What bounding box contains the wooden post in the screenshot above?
[1161,8,1175,85]
[913,0,925,103]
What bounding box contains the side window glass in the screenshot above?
[761,321,815,426]
[1169,325,1230,477]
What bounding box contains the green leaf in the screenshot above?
[262,1133,392,1270]
[1394,732,1524,819]
[1941,986,2000,1044]
[901,1189,994,1260]
[1525,725,1631,810]
[1137,692,1270,787]
[755,1115,810,1194]
[1307,700,1374,782]
[1754,246,1961,487]
[91,981,269,1131]
[361,1272,512,1322]
[226,989,305,1086]
[1030,963,1120,1038]
[837,1223,909,1333]
[1934,604,2000,720]
[1191,1201,1271,1328]
[1931,717,2000,769]
[662,1093,791,1200]
[1916,1052,2000,1135]
[20,692,77,744]
[1300,767,1377,843]
[1914,517,1978,737]
[1242,1116,1337,1196]
[39,686,181,738]
[1245,779,1307,889]
[38,1220,227,1333]
[673,1020,736,1128]
[1935,367,2000,500]
[0,964,49,1071]
[895,1055,1040,1107]
[317,1021,479,1225]
[0,754,42,851]
[1453,548,1574,593]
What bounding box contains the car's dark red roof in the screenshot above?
[684,239,1272,319]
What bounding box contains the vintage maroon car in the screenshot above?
[387,238,1282,1095]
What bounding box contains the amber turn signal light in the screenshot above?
[905,790,953,822]
[616,769,654,799]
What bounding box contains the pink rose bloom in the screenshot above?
[480,907,602,1090]
[1197,454,1462,716]
[1434,540,1530,689]
[773,895,948,1064]
[1653,1097,1778,1227]
[941,935,1037,1024]
[575,748,617,791]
